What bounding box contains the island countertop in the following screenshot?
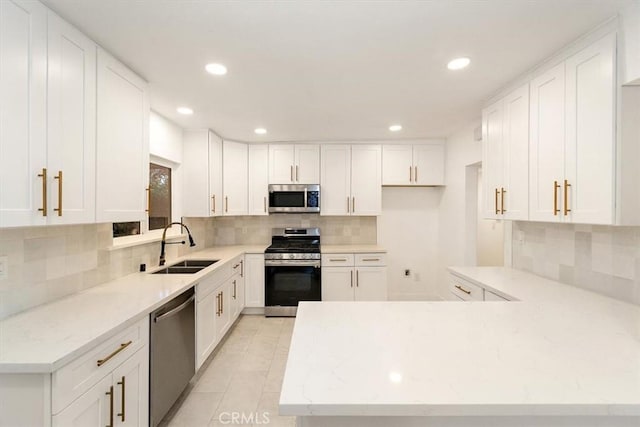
[280,268,640,418]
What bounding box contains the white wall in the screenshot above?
[436,120,482,299]
[378,187,443,300]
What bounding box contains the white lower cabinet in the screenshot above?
[196,290,218,370]
[322,253,387,301]
[53,375,113,427]
[448,272,513,302]
[244,254,265,308]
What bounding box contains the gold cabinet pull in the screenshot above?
[221,291,224,313]
[330,258,347,262]
[500,187,506,214]
[296,165,299,182]
[212,195,216,213]
[553,181,561,215]
[37,168,47,216]
[53,171,63,216]
[97,340,133,367]
[216,293,220,316]
[494,188,499,215]
[455,284,471,295]
[117,376,126,422]
[409,166,413,182]
[106,385,114,427]
[263,196,267,213]
[145,187,150,213]
[564,180,571,216]
[362,258,380,262]
[240,259,244,277]
[347,196,350,213]
[290,165,294,182]
[225,196,228,213]
[233,280,237,299]
[350,270,353,288]
[352,197,355,213]
[414,166,418,183]
[356,269,359,287]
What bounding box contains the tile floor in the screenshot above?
[163,315,296,427]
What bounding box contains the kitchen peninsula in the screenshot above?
[279,268,640,427]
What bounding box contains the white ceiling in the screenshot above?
[44,0,632,142]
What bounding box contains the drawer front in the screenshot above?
[449,276,483,301]
[355,253,386,267]
[230,255,244,278]
[197,263,232,299]
[52,317,149,414]
[322,254,355,267]
[485,290,510,301]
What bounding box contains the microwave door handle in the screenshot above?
[304,188,307,208]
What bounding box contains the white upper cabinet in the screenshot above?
[47,12,97,225]
[0,0,47,227]
[223,141,248,215]
[96,48,149,223]
[564,33,615,225]
[183,130,223,217]
[268,144,319,184]
[382,142,445,186]
[482,100,504,220]
[248,145,269,216]
[320,144,381,216]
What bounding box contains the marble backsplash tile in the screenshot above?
[512,221,640,305]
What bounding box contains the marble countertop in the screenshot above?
[0,245,267,374]
[280,267,640,417]
[321,245,386,253]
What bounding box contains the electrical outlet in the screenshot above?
[0,256,7,280]
[404,269,411,277]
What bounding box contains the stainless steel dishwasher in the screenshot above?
[150,287,195,427]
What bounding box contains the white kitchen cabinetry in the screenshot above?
[183,130,223,217]
[230,257,245,319]
[248,145,269,215]
[382,143,445,186]
[269,144,320,184]
[529,34,615,224]
[322,253,387,301]
[320,144,381,216]
[96,48,149,223]
[0,0,47,227]
[244,254,265,309]
[448,272,513,302]
[223,141,248,215]
[481,84,529,220]
[52,374,112,427]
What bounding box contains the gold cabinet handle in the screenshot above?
[362,258,380,262]
[216,293,220,316]
[225,196,228,213]
[97,341,133,367]
[494,188,499,215]
[296,165,299,182]
[145,187,150,213]
[330,258,347,262]
[37,168,47,216]
[106,385,114,427]
[455,284,471,295]
[553,181,561,215]
[117,376,125,422]
[414,166,418,183]
[409,166,413,182]
[500,187,506,214]
[350,270,353,288]
[53,171,63,216]
[263,196,267,213]
[240,259,244,277]
[352,197,355,213]
[346,196,350,213]
[233,280,237,299]
[356,269,359,287]
[290,165,294,182]
[212,195,216,213]
[564,180,571,216]
[221,291,224,313]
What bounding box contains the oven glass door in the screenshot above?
[265,262,321,307]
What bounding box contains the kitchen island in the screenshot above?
[280,269,640,427]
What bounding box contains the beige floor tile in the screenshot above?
[167,391,224,427]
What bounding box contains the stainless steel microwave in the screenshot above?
[268,184,320,213]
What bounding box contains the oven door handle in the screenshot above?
[265,260,321,267]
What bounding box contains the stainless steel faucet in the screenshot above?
[159,222,196,266]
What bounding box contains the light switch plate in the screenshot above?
[0,256,7,280]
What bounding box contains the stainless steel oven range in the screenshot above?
[264,228,321,316]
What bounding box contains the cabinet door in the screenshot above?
[565,34,615,225]
[321,267,354,301]
[0,0,47,227]
[351,145,381,215]
[248,145,269,215]
[354,267,387,301]
[295,144,320,184]
[196,291,217,369]
[382,145,413,185]
[236,273,245,315]
[268,144,295,183]
[112,348,149,427]
[413,144,445,186]
[182,130,210,217]
[222,141,248,215]
[482,100,504,219]
[209,131,223,217]
[244,254,265,308]
[53,375,111,427]
[47,12,96,225]
[529,63,565,222]
[215,284,232,339]
[96,48,149,223]
[502,84,530,221]
[320,145,351,216]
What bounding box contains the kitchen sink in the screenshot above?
[152,260,219,275]
[170,259,219,268]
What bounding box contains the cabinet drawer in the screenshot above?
[355,253,386,266]
[52,316,149,414]
[449,276,483,301]
[197,263,232,299]
[322,254,354,267]
[230,255,244,278]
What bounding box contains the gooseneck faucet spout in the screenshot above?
[159,222,196,266]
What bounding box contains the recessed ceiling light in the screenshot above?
[389,124,402,132]
[254,128,267,135]
[205,63,228,75]
[177,107,193,115]
[447,57,471,70]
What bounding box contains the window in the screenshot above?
[149,163,172,230]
